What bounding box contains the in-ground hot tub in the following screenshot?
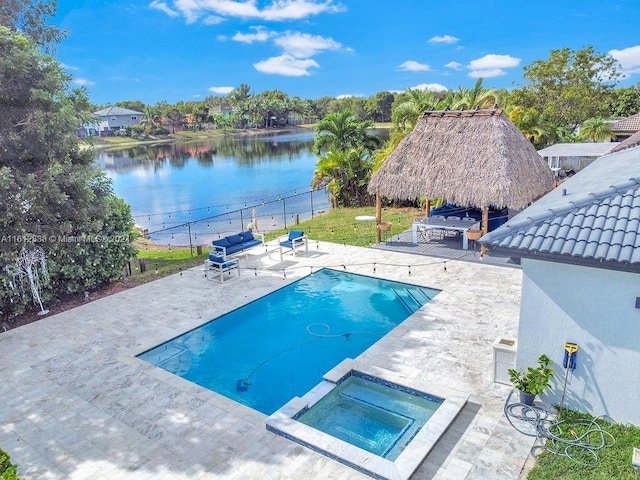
[267,361,467,480]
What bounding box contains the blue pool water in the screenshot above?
[295,373,443,460]
[138,269,439,414]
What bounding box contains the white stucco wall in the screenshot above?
[517,258,640,424]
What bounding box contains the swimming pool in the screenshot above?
[138,268,439,414]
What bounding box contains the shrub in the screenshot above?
[0,448,22,480]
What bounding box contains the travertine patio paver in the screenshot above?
[0,241,534,479]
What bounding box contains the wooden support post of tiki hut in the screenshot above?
[425,199,431,218]
[481,205,489,255]
[481,206,489,234]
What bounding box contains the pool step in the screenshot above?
[392,287,431,314]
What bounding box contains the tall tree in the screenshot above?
[609,86,640,118]
[365,91,395,122]
[115,100,146,113]
[0,0,66,51]
[513,46,620,131]
[0,27,136,317]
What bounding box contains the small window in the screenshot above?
[111,117,117,121]
[131,116,137,120]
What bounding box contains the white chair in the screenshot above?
[205,250,240,283]
[278,230,308,256]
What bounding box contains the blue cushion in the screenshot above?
[240,231,254,242]
[208,254,226,263]
[227,234,243,245]
[213,238,230,247]
[288,230,304,241]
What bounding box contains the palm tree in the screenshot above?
[141,106,161,133]
[313,110,381,155]
[391,88,440,132]
[451,78,501,110]
[312,148,374,207]
[508,106,546,145]
[578,117,613,142]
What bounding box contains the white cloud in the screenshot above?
[164,0,344,24]
[232,26,272,43]
[336,93,364,99]
[398,60,429,72]
[73,77,95,86]
[609,45,640,76]
[254,54,319,76]
[428,35,459,44]
[203,15,224,24]
[411,83,448,92]
[468,68,507,78]
[208,86,235,94]
[61,63,79,71]
[445,61,463,70]
[468,54,520,70]
[467,54,520,78]
[149,0,179,17]
[274,32,341,57]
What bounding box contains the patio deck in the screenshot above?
[0,241,534,479]
[372,228,521,269]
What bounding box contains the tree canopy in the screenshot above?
[510,46,621,133]
[0,26,136,317]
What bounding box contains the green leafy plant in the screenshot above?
[0,448,22,480]
[508,354,554,396]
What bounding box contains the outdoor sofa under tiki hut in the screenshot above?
[368,108,554,242]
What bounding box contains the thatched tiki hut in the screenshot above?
[368,108,553,241]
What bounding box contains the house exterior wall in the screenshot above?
[99,114,142,132]
[517,258,640,424]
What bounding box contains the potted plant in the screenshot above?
[508,354,554,405]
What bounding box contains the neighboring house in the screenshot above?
[92,106,144,135]
[537,142,619,174]
[611,112,640,141]
[480,145,640,424]
[208,104,235,116]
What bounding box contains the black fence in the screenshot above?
[138,187,329,254]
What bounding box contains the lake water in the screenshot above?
[96,130,327,245]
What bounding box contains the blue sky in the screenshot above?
[54,0,640,106]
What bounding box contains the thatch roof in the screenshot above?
[368,109,554,209]
[606,130,640,154]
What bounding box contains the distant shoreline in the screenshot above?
[83,125,313,151]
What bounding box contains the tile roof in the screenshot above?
[93,106,144,116]
[611,112,640,133]
[481,145,640,271]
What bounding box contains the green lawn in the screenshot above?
[127,206,420,282]
[527,410,640,480]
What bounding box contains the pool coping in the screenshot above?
[266,359,468,480]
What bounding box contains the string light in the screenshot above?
[408,265,411,276]
[373,262,376,273]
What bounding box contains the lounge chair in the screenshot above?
[278,230,308,256]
